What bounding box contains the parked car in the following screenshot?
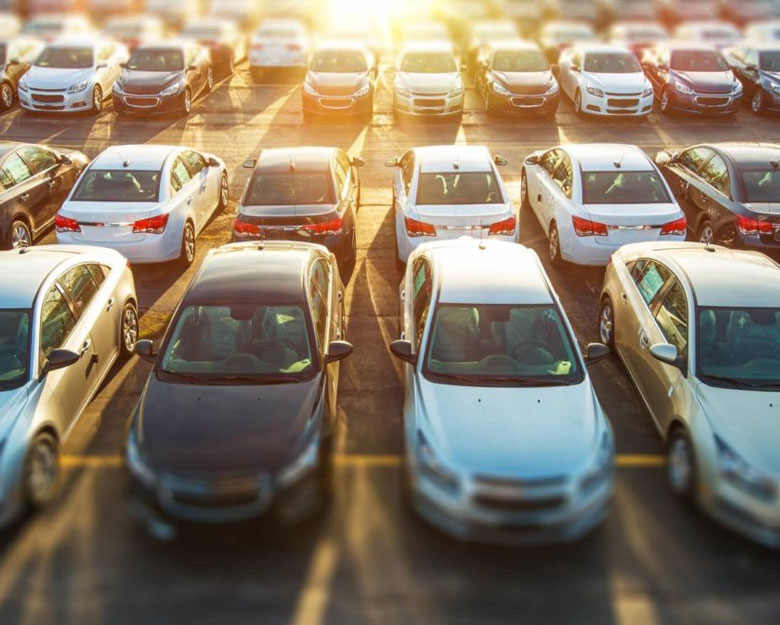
[180,17,246,75]
[642,42,743,115]
[475,40,559,115]
[145,0,201,30]
[249,18,309,81]
[0,142,89,249]
[233,147,363,270]
[55,145,228,265]
[393,41,464,121]
[723,43,780,115]
[538,21,596,64]
[465,19,519,74]
[389,238,614,544]
[302,41,376,123]
[18,38,129,115]
[599,241,780,547]
[522,143,686,266]
[102,15,165,53]
[607,21,668,59]
[655,142,780,253]
[386,145,516,266]
[22,14,91,42]
[0,245,138,527]
[657,0,719,27]
[544,0,603,23]
[673,21,741,50]
[126,241,353,536]
[720,0,780,27]
[112,41,213,116]
[88,0,145,22]
[603,0,659,21]
[744,20,780,42]
[0,37,46,111]
[558,43,654,117]
[500,0,544,34]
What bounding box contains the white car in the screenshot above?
[558,43,655,116]
[249,18,309,80]
[18,38,128,114]
[55,145,229,265]
[744,20,780,42]
[521,143,686,266]
[600,242,780,547]
[387,145,516,265]
[674,21,742,49]
[389,238,614,544]
[393,41,464,120]
[22,14,92,41]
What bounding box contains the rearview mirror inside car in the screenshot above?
[135,339,157,363]
[390,340,417,365]
[384,157,400,167]
[584,343,610,365]
[325,340,354,363]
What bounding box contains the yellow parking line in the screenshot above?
[615,454,666,468]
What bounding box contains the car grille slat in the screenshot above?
[414,98,446,108]
[32,94,64,103]
[473,493,566,512]
[695,96,729,106]
[607,98,639,107]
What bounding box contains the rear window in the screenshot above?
[416,172,504,205]
[582,171,670,204]
[670,50,728,71]
[741,170,780,203]
[72,170,160,202]
[247,172,335,205]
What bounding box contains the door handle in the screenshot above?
[106,297,115,312]
[639,331,649,350]
[48,180,57,188]
[621,292,628,303]
[187,197,194,205]
[537,193,542,202]
[80,339,92,355]
[20,193,30,201]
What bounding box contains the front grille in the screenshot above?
[411,91,448,97]
[473,493,565,512]
[607,98,639,107]
[173,491,259,508]
[31,86,66,93]
[508,84,547,95]
[32,93,64,103]
[126,96,159,107]
[474,474,567,488]
[696,96,729,106]
[605,91,641,96]
[512,96,544,107]
[414,98,446,108]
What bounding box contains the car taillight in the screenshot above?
[487,215,516,236]
[405,217,437,238]
[233,217,261,237]
[251,42,265,51]
[735,213,773,236]
[660,216,687,236]
[572,215,608,237]
[287,43,301,51]
[299,216,344,236]
[132,214,168,234]
[55,214,80,232]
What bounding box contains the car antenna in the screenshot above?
[771,160,779,170]
[478,219,486,250]
[117,150,129,168]
[453,152,460,171]
[613,153,625,169]
[288,154,296,173]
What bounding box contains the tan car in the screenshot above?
[599,241,780,547]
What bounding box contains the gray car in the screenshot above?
[0,245,138,526]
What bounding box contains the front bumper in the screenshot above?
[665,89,743,115]
[19,87,95,113]
[487,88,559,114]
[580,91,654,116]
[701,479,780,549]
[394,90,464,117]
[302,90,372,116]
[112,90,186,116]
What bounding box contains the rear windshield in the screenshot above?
[492,49,547,72]
[400,52,456,73]
[741,170,780,203]
[128,49,184,71]
[584,52,641,73]
[670,49,728,71]
[760,51,780,72]
[36,47,93,69]
[72,170,160,202]
[416,172,504,205]
[310,50,366,72]
[246,172,335,206]
[582,171,670,204]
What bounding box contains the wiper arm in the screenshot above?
[204,374,298,385]
[698,374,770,390]
[159,370,203,384]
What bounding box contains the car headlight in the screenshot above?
[18,78,28,92]
[731,82,743,95]
[417,431,459,493]
[580,430,614,494]
[449,81,463,97]
[491,80,511,96]
[586,84,604,98]
[354,81,370,97]
[126,429,157,490]
[395,84,410,97]
[303,80,318,96]
[160,81,184,97]
[768,81,780,95]
[277,434,320,489]
[67,80,89,94]
[674,80,694,95]
[544,81,559,95]
[642,85,654,98]
[716,435,776,502]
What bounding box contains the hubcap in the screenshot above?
[184,91,191,112]
[668,436,692,494]
[698,223,713,244]
[549,227,559,261]
[184,226,195,261]
[221,176,228,205]
[521,173,527,204]
[208,70,213,89]
[599,304,613,344]
[12,223,30,248]
[123,306,138,352]
[27,441,57,503]
[575,93,581,112]
[753,92,762,112]
[94,88,101,110]
[661,91,669,111]
[1,85,12,108]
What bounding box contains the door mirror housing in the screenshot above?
[135,339,157,363]
[650,343,682,367]
[42,349,80,376]
[325,340,354,363]
[493,155,508,166]
[187,64,198,71]
[119,62,127,68]
[525,154,539,166]
[242,158,257,169]
[58,154,72,165]
[570,64,580,72]
[350,156,365,167]
[655,150,677,166]
[584,342,610,365]
[384,157,400,168]
[745,63,758,72]
[390,340,417,365]
[96,62,108,69]
[207,156,220,167]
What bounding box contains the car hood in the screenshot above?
[417,378,600,477]
[239,203,337,218]
[582,71,648,93]
[672,70,738,94]
[59,201,163,222]
[25,66,94,89]
[307,70,368,90]
[492,70,554,89]
[696,382,780,475]
[0,385,29,431]
[118,69,183,95]
[397,71,459,94]
[136,375,323,475]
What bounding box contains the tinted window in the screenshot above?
[180,150,206,177]
[0,309,30,390]
[171,158,192,192]
[310,49,367,72]
[670,50,728,71]
[759,51,780,71]
[19,147,59,174]
[678,147,713,173]
[400,52,457,73]
[59,265,99,316]
[87,264,107,286]
[654,281,688,353]
[40,286,76,361]
[400,152,414,196]
[247,172,335,205]
[309,287,328,350]
[416,172,504,205]
[0,153,32,187]
[540,149,560,175]
[741,170,780,202]
[128,48,184,71]
[492,49,547,72]
[582,171,670,204]
[634,261,671,305]
[584,52,641,73]
[36,47,93,69]
[699,154,730,196]
[73,170,160,202]
[552,155,573,198]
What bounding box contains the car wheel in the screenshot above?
[120,301,139,358]
[183,88,192,114]
[573,89,583,115]
[218,172,229,210]
[207,67,214,92]
[179,221,196,266]
[23,432,59,510]
[696,219,714,244]
[598,296,615,349]
[91,85,103,114]
[660,87,672,115]
[751,89,766,115]
[0,81,13,110]
[521,169,530,209]
[8,219,32,249]
[667,427,696,500]
[548,221,564,267]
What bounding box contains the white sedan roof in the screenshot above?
[90,145,179,171]
[415,145,494,174]
[399,40,455,55]
[563,144,654,172]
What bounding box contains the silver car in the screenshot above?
[600,241,780,547]
[0,245,138,526]
[389,238,614,545]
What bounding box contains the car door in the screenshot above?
[18,146,64,225]
[179,150,212,227]
[527,149,560,227]
[308,257,336,419]
[169,155,198,230]
[696,153,734,238]
[663,146,716,227]
[0,152,46,237]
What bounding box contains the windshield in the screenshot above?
[310,50,366,72]
[698,307,780,389]
[584,52,641,73]
[72,170,160,202]
[400,51,456,73]
[0,310,30,390]
[247,172,335,205]
[183,26,221,40]
[106,24,143,38]
[159,304,315,383]
[760,51,780,71]
[670,49,728,71]
[36,47,93,69]
[127,49,184,72]
[416,172,504,205]
[582,172,670,204]
[423,304,583,387]
[493,49,547,72]
[741,170,780,202]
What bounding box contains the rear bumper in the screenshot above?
[559,229,686,266]
[56,230,182,264]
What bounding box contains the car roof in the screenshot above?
[414,145,494,173]
[312,40,367,53]
[400,40,455,54]
[256,146,334,173]
[708,142,780,168]
[90,145,179,170]
[562,144,653,171]
[427,240,554,306]
[185,242,315,306]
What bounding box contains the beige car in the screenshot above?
[599,241,780,547]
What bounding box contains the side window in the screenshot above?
[308,261,330,349]
[87,263,106,287]
[180,150,206,177]
[678,147,714,174]
[551,154,573,198]
[400,152,414,196]
[59,265,99,316]
[654,280,688,354]
[744,48,759,67]
[412,259,432,350]
[19,147,59,174]
[539,149,560,176]
[170,157,192,194]
[628,258,648,281]
[699,154,730,197]
[1,153,32,187]
[333,160,348,198]
[39,286,77,361]
[633,261,672,306]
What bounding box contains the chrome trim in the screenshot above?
[123,95,161,108]
[318,96,354,109]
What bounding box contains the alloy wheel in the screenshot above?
[11,220,31,248]
[122,304,139,354]
[219,174,229,208]
[25,436,59,507]
[1,83,13,109]
[574,91,582,114]
[752,91,763,114]
[183,89,192,114]
[599,300,614,346]
[549,223,561,264]
[93,86,102,113]
[668,434,694,496]
[660,89,670,113]
[183,223,195,263]
[521,170,528,207]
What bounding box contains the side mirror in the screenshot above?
[655,150,677,166]
[584,342,610,365]
[59,154,72,165]
[6,58,20,66]
[390,339,417,365]
[493,155,508,167]
[350,156,365,167]
[570,64,580,72]
[658,63,668,71]
[96,62,108,69]
[135,339,157,363]
[119,62,127,68]
[325,340,354,363]
[42,349,80,376]
[207,156,220,167]
[649,343,682,367]
[525,154,540,165]
[187,64,197,71]
[745,63,757,72]
[242,158,257,169]
[384,157,400,168]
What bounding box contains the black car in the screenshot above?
[725,43,780,115]
[642,42,743,115]
[302,42,377,123]
[232,147,363,270]
[0,141,89,249]
[0,37,44,111]
[655,142,780,255]
[112,41,213,116]
[475,41,559,116]
[126,241,354,535]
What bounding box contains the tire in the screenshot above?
[521,169,530,209]
[667,427,696,501]
[696,219,714,244]
[573,89,583,115]
[179,221,196,267]
[598,296,615,349]
[218,172,229,210]
[548,221,564,267]
[120,301,139,358]
[182,88,192,115]
[7,219,32,249]
[0,81,14,110]
[751,89,766,115]
[91,85,103,114]
[23,432,60,510]
[659,87,672,115]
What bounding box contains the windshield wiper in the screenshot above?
[200,374,298,385]
[699,374,780,390]
[478,375,577,387]
[158,370,203,384]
